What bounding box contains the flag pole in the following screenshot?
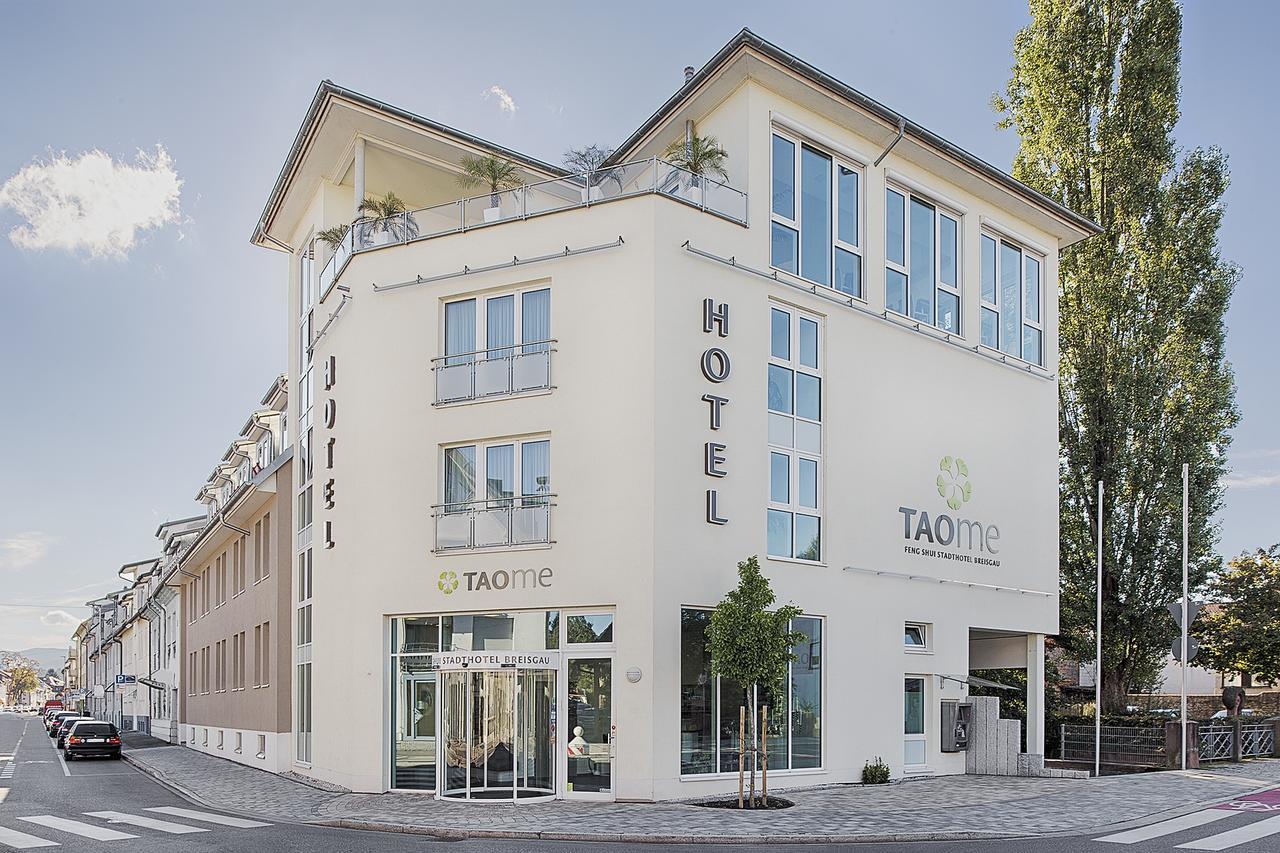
[1181,463,1189,771]
[1096,478,1103,778]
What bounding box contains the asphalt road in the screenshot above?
[3,711,1279,852]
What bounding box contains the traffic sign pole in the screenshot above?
[1096,479,1103,779]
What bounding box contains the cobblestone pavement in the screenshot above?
[123,745,1280,842]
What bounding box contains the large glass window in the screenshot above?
[980,234,1044,365]
[767,304,822,562]
[885,187,961,333]
[444,288,551,363]
[390,612,561,791]
[770,131,863,298]
[679,608,823,774]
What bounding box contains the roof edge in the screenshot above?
[606,28,1101,240]
[251,81,569,248]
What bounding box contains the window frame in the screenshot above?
[904,675,929,769]
[679,607,825,777]
[885,184,962,334]
[440,436,553,512]
[766,304,823,564]
[979,231,1044,366]
[904,622,932,654]
[769,129,865,299]
[442,285,553,363]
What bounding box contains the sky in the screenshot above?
[0,1,1276,651]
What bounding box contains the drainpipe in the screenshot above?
[874,116,907,167]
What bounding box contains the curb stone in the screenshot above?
[121,747,1280,845]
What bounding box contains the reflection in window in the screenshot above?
[767,304,822,562]
[565,614,613,644]
[680,608,823,774]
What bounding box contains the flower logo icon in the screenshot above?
[937,456,973,511]
[438,571,459,595]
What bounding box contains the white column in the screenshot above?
[353,138,366,217]
[1026,633,1046,755]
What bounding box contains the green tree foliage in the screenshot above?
[994,0,1239,710]
[708,556,803,806]
[1196,546,1280,684]
[9,666,38,704]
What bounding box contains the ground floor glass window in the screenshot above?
[679,608,822,774]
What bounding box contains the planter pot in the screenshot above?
[483,205,502,223]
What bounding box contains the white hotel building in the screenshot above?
[251,29,1098,801]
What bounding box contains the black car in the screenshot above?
[47,711,83,736]
[55,716,93,748]
[63,721,121,760]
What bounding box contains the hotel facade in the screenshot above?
[251,30,1097,801]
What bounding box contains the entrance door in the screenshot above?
[564,657,613,798]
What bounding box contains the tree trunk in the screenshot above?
[761,705,769,806]
[748,684,757,807]
[737,705,744,809]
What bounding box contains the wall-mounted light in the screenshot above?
[626,667,643,684]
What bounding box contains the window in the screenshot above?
[904,623,929,651]
[770,132,862,298]
[565,613,613,644]
[297,550,313,646]
[767,305,822,562]
[980,234,1043,365]
[680,608,823,774]
[438,288,553,402]
[260,513,271,578]
[235,731,243,754]
[297,662,312,763]
[885,187,960,333]
[904,677,927,767]
[253,519,263,584]
[259,622,270,687]
[253,625,262,687]
[438,438,552,550]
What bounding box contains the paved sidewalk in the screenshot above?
[123,744,1280,843]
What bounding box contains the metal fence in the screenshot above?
[1241,724,1275,758]
[1060,724,1167,767]
[1199,725,1235,762]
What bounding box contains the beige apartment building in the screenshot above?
[177,375,293,772]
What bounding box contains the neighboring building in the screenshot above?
[66,618,92,713]
[116,559,159,730]
[250,29,1097,800]
[176,375,292,772]
[149,515,205,742]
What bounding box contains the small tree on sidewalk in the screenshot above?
[708,556,803,808]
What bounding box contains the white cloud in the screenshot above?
[483,85,518,114]
[1223,472,1280,489]
[40,610,78,628]
[0,145,182,259]
[0,531,53,570]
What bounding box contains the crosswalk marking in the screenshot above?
[0,825,58,850]
[83,811,208,835]
[16,816,136,841]
[1176,814,1280,850]
[1096,809,1237,844]
[144,807,271,828]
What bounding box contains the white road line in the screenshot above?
[52,751,68,778]
[17,816,136,841]
[0,825,59,849]
[1176,814,1280,850]
[144,807,271,828]
[84,811,208,834]
[1095,809,1238,844]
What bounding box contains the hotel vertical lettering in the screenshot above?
[701,298,730,524]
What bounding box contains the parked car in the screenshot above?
[55,716,93,748]
[63,721,121,761]
[1210,709,1260,719]
[47,711,83,736]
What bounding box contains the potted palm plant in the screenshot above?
[663,133,729,205]
[356,191,419,246]
[458,154,523,222]
[316,224,349,252]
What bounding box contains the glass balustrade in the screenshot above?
[433,342,554,404]
[314,158,747,293]
[434,496,554,552]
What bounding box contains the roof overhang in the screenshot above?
[606,29,1100,247]
[251,81,568,251]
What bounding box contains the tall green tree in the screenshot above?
[9,666,38,705]
[994,0,1239,710]
[1196,546,1280,685]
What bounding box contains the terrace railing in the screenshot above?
[317,158,747,297]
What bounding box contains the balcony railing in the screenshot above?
[432,341,555,404]
[317,157,748,296]
[432,495,555,552]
